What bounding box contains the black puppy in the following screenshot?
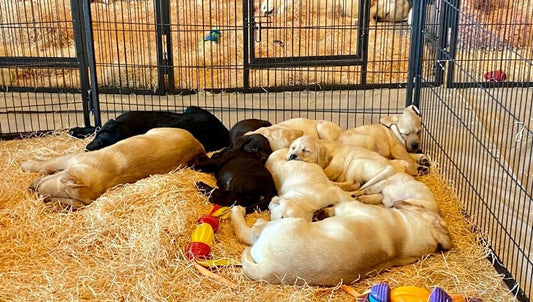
[228,118,272,144]
[81,106,230,152]
[194,134,277,213]
[211,118,272,159]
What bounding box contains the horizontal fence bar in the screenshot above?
[0,57,79,68]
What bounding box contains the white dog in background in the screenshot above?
[230,200,452,286]
[287,135,400,192]
[265,148,355,221]
[259,0,410,23]
[248,117,342,151]
[336,105,430,176]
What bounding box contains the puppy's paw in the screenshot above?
[417,165,430,176]
[231,205,246,218]
[418,156,431,167]
[350,190,365,198]
[313,206,335,221]
[195,181,214,195]
[21,160,41,172]
[28,178,42,192]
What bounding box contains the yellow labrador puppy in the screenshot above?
[354,171,440,213]
[265,148,355,221]
[287,135,399,193]
[230,200,452,286]
[336,105,430,176]
[21,128,207,208]
[248,117,342,151]
[248,126,304,151]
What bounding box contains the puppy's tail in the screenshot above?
[359,165,396,192]
[241,247,265,282]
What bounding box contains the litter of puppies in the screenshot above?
[1,106,517,300]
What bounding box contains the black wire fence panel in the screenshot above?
[420,0,533,299]
[1,0,414,93]
[0,0,80,89]
[448,0,533,87]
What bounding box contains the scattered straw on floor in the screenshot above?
[0,131,517,301]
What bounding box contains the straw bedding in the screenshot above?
[0,131,517,301]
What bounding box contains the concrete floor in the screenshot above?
[0,88,408,135]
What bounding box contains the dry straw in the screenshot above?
[0,131,518,301]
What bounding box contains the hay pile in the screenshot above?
[0,131,517,301]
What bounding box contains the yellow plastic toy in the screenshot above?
[185,205,239,268]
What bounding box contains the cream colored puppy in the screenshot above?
[260,0,409,23]
[260,0,359,18]
[336,105,430,176]
[248,126,304,151]
[260,0,400,23]
[287,135,398,193]
[249,117,342,150]
[265,148,355,221]
[21,128,207,208]
[375,0,411,22]
[354,171,440,212]
[230,200,452,286]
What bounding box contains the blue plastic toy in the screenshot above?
[203,27,221,43]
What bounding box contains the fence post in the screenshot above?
[445,0,460,88]
[71,0,101,128]
[405,0,427,108]
[155,0,174,94]
[70,0,91,128]
[81,0,101,127]
[242,0,252,90]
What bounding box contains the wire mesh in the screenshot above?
[419,0,532,300]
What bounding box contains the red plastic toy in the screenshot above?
[185,205,238,267]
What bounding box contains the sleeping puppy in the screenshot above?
[229,119,272,144]
[230,200,452,286]
[352,171,440,212]
[21,128,207,208]
[194,134,277,213]
[287,135,399,193]
[248,125,304,151]
[83,106,230,152]
[211,119,272,159]
[248,117,342,151]
[265,148,355,221]
[336,105,430,176]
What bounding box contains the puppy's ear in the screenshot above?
[406,105,421,116]
[232,135,252,150]
[380,114,398,127]
[316,142,332,168]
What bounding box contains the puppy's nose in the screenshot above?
[288,154,297,160]
[411,142,419,151]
